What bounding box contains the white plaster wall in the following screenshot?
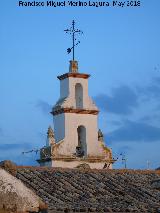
[54,113,105,157]
[52,160,112,169]
[59,77,98,110]
[0,168,44,212]
[53,75,105,159]
[53,114,65,142]
[60,78,69,98]
[65,113,98,156]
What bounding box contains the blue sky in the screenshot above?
[0,0,160,169]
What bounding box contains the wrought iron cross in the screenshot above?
[64,20,83,60]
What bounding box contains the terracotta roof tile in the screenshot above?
[16,167,160,212]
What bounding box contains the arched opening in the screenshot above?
[75,83,83,109]
[76,126,87,157]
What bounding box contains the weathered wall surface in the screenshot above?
[0,168,46,213]
[59,77,98,110]
[54,113,99,156]
[52,160,112,169]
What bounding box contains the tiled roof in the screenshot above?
[16,167,160,212]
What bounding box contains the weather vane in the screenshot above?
[64,20,83,60]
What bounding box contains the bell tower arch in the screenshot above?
[76,125,87,157]
[75,83,83,109]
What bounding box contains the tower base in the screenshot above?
[38,156,116,169]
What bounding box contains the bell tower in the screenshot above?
[52,60,99,154]
[38,21,115,169]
